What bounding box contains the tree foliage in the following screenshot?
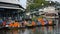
[27,0,47,10]
[27,0,56,10]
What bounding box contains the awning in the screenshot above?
[0,6,24,10]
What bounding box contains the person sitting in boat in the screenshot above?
[2,20,6,27]
[31,21,36,26]
[9,20,14,27]
[48,19,52,25]
[0,18,3,26]
[43,18,48,25]
[38,18,45,26]
[21,21,24,27]
[13,20,21,27]
[37,20,41,25]
[23,20,29,26]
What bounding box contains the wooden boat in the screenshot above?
[0,23,56,30]
[0,19,56,29]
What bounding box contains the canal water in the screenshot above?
[0,25,60,34]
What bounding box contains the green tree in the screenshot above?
[27,0,46,10]
[27,0,56,10]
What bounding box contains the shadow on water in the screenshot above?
[0,26,60,34]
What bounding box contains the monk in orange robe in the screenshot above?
[32,21,36,26]
[13,21,20,27]
[38,18,45,25]
[9,23,14,27]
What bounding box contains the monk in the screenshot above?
[38,18,45,26]
[9,23,14,27]
[31,21,36,26]
[48,20,52,25]
[13,21,20,27]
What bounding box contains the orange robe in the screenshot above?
[40,19,45,25]
[32,21,36,26]
[13,22,20,27]
[38,18,45,25]
[9,23,14,27]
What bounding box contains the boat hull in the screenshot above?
[0,24,56,30]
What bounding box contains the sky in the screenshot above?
[52,0,60,2]
[20,0,60,9]
[20,0,27,9]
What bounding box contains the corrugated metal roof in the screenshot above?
[0,6,24,10]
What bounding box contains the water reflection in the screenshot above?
[0,26,59,34]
